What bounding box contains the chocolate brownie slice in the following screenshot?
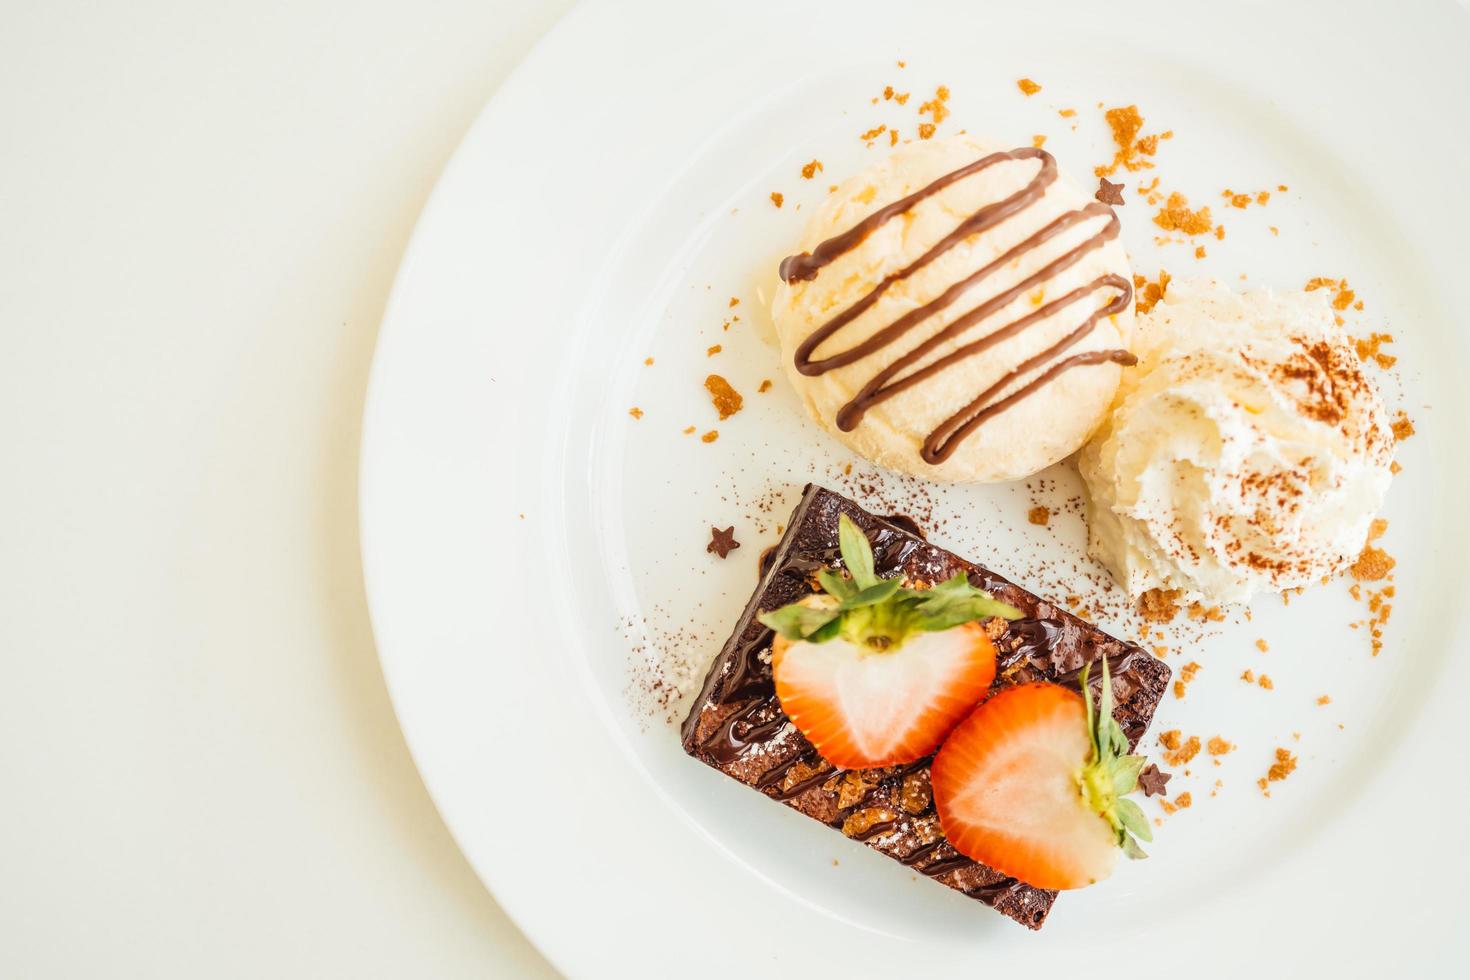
[681,484,1170,929]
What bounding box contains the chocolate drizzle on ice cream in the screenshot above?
[778,147,1135,464]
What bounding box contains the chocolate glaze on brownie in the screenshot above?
[681,485,1171,929]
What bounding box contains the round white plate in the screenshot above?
[360,1,1470,975]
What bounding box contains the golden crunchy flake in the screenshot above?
[704,374,743,420]
[1153,192,1214,235]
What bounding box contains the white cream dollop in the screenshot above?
[1079,278,1394,604]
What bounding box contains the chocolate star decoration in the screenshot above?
[1095,177,1125,206]
[707,525,740,559]
[1138,763,1171,797]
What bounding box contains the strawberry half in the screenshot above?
[772,621,997,769]
[931,658,1153,890]
[758,514,1022,769]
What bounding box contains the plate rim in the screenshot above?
[359,1,1470,975]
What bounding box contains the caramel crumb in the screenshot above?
[800,160,823,180]
[1163,735,1201,766]
[1261,747,1298,795]
[894,91,909,105]
[700,430,718,443]
[1017,78,1042,96]
[1138,587,1182,623]
[1153,192,1214,236]
[916,87,950,129]
[1207,737,1234,756]
[889,129,899,147]
[704,374,743,420]
[1317,694,1332,706]
[1173,792,1193,810]
[706,344,722,357]
[1269,225,1279,236]
[1258,674,1274,690]
[1390,460,1402,475]
[1173,661,1201,700]
[1095,105,1170,177]
[1349,545,1395,582]
[628,407,643,419]
[1255,639,1269,653]
[1304,276,1357,314]
[1059,108,1076,118]
[1159,730,1182,751]
[1194,245,1206,259]
[1355,332,1396,369]
[1391,412,1415,442]
[1187,602,1224,622]
[842,806,898,840]
[1032,134,1047,148]
[757,379,772,393]
[769,192,784,208]
[728,297,739,307]
[1241,669,1255,683]
[682,426,695,435]
[644,356,654,366]
[917,122,936,140]
[1214,225,1225,240]
[1027,506,1051,527]
[1133,269,1172,314]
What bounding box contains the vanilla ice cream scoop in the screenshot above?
[772,135,1135,483]
[1079,278,1395,604]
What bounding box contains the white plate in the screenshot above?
[360,1,1470,975]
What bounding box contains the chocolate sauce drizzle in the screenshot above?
[779,147,1135,463]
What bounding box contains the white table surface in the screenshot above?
[0,2,571,975]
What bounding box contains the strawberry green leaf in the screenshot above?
[1111,754,1146,796]
[808,617,842,643]
[756,519,1020,650]
[759,600,841,640]
[817,568,858,602]
[1114,798,1152,843]
[1080,662,1098,758]
[1106,716,1129,758]
[839,578,901,610]
[837,514,878,590]
[905,573,1023,632]
[1077,655,1156,862]
[1096,658,1115,754]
